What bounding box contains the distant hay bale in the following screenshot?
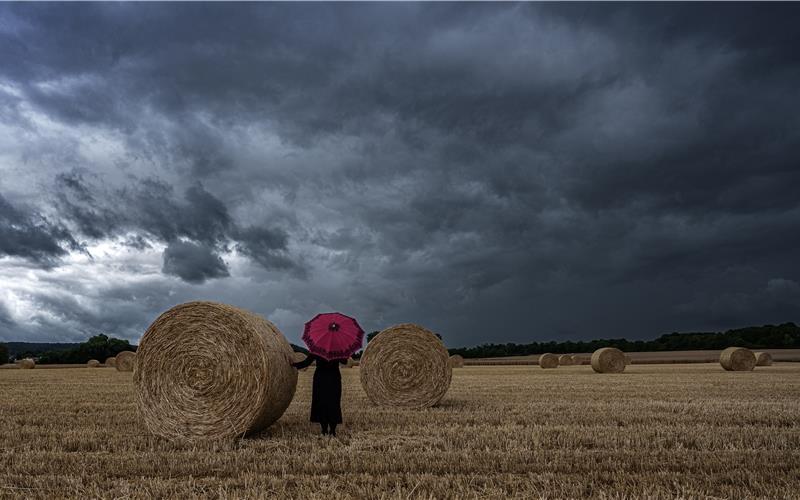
[754,351,773,366]
[558,354,574,366]
[115,351,137,372]
[624,354,632,365]
[346,357,356,368]
[105,357,116,368]
[720,347,756,371]
[134,301,298,442]
[573,355,588,365]
[360,323,451,408]
[87,359,100,368]
[539,353,559,369]
[449,354,465,368]
[19,358,35,369]
[591,348,626,373]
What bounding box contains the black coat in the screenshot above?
[292,354,347,424]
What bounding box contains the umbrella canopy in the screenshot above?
[302,312,365,361]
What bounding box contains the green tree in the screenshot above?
[0,343,8,364]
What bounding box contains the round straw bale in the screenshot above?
[87,359,100,368]
[572,355,587,365]
[134,301,297,441]
[449,354,465,368]
[359,323,451,408]
[539,353,559,369]
[558,354,573,366]
[346,357,356,368]
[19,358,35,369]
[105,356,116,368]
[591,347,626,373]
[720,347,756,371]
[115,351,136,372]
[754,351,773,366]
[624,354,632,365]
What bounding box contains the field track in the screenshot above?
[1,364,799,499]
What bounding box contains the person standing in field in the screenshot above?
[292,312,365,437]
[291,353,348,436]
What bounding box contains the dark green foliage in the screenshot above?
[0,343,8,364]
[449,322,800,358]
[35,334,136,364]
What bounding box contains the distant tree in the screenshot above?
[37,334,136,364]
[0,343,8,364]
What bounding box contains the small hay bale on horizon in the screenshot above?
[115,351,137,372]
[449,354,465,368]
[87,359,100,368]
[558,354,573,366]
[591,348,626,373]
[360,323,451,408]
[539,353,559,369]
[19,358,35,369]
[105,356,116,368]
[754,351,773,366]
[720,347,756,371]
[134,301,297,442]
[624,354,632,365]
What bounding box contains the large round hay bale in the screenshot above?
[754,351,773,366]
[134,301,297,441]
[115,351,136,372]
[558,354,573,366]
[449,354,465,368]
[591,348,626,373]
[359,323,451,408]
[720,347,756,371]
[105,356,116,368]
[18,358,35,369]
[87,359,100,368]
[539,353,559,369]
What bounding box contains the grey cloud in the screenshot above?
[0,193,78,266]
[161,240,229,284]
[0,3,798,344]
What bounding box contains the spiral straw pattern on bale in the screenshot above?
[19,358,35,369]
[87,359,100,368]
[105,357,116,368]
[591,347,626,373]
[539,353,559,369]
[359,323,451,408]
[134,301,297,441]
[720,347,756,371]
[754,351,773,366]
[115,351,136,372]
[558,354,573,366]
[449,354,465,368]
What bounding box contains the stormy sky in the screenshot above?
[1,3,798,347]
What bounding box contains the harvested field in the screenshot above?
[1,364,799,498]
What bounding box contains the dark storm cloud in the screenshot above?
[161,240,229,284]
[1,3,798,343]
[0,193,79,266]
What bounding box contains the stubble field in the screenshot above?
[1,364,799,499]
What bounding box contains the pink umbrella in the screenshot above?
[302,312,365,361]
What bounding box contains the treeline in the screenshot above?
[449,322,800,358]
[0,343,7,365]
[12,334,137,364]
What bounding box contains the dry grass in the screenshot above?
[1,364,799,499]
